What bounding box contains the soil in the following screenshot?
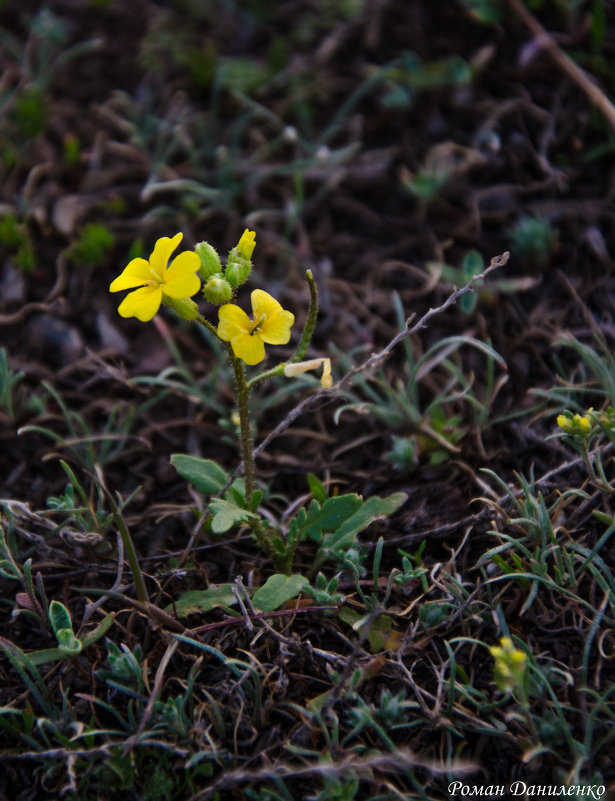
[1,1,615,799]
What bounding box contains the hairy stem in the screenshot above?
[229,348,256,504]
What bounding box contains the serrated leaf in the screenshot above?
[171,455,229,495]
[48,601,72,637]
[166,585,238,618]
[289,494,363,545]
[322,492,407,552]
[209,498,258,534]
[251,574,308,612]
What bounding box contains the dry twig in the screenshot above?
[508,0,615,134]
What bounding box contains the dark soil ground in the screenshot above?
[1,1,615,799]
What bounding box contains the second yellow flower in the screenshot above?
[218,289,294,365]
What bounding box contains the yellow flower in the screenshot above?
[577,414,591,434]
[218,289,294,365]
[489,636,527,692]
[109,233,201,322]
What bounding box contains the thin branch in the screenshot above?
[507,0,615,135]
[251,252,509,463]
[185,747,478,800]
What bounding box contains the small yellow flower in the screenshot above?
[557,412,592,436]
[489,636,527,692]
[577,415,591,434]
[218,289,294,365]
[109,233,201,322]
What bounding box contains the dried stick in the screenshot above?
[251,251,509,463]
[507,0,615,134]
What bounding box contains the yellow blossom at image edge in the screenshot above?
[218,289,294,365]
[109,233,201,322]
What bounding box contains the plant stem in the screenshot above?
[228,347,256,505]
[229,351,281,564]
[110,502,149,606]
[292,269,319,363]
[196,313,221,339]
[246,363,285,390]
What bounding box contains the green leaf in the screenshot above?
[322,492,407,552]
[48,601,72,637]
[225,477,245,506]
[250,489,263,513]
[0,559,21,579]
[81,612,115,648]
[171,455,229,495]
[56,629,82,655]
[307,473,328,504]
[251,574,308,612]
[209,498,258,533]
[166,585,238,618]
[288,494,364,545]
[27,613,114,666]
[459,249,483,314]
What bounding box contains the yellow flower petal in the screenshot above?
[259,309,294,344]
[321,358,332,388]
[148,233,182,279]
[251,289,283,319]
[251,289,294,345]
[163,251,202,298]
[218,304,251,341]
[117,286,163,321]
[231,332,265,365]
[109,258,151,292]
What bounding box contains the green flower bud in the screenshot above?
[162,296,199,321]
[225,251,252,288]
[203,274,233,305]
[195,241,222,279]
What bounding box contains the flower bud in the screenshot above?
[162,296,199,321]
[284,357,332,388]
[557,412,592,436]
[236,228,256,260]
[202,274,233,305]
[195,241,222,279]
[225,253,252,288]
